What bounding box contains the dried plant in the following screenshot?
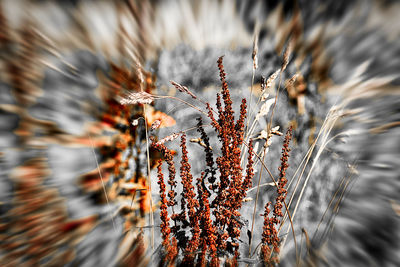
[152,56,297,266]
[119,91,155,105]
[261,126,293,265]
[3,2,399,267]
[170,80,198,100]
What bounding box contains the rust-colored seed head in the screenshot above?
[152,141,179,236]
[155,56,281,265]
[242,139,254,198]
[274,126,292,219]
[261,126,293,264]
[157,160,171,250]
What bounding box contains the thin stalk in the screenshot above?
[246,66,256,131]
[88,133,117,233]
[279,107,341,256]
[267,72,283,133]
[248,152,266,257]
[157,95,209,117]
[135,62,155,253]
[143,104,154,252]
[246,182,275,194]
[246,20,259,134]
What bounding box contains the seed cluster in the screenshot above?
[153,57,293,266]
[261,126,293,264]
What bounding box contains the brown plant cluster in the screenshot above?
[261,126,293,265]
[152,57,293,266]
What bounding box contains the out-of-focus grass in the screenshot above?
[1,0,399,266]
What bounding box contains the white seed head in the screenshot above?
[271,126,283,136]
[256,98,275,121]
[261,69,280,101]
[151,119,161,130]
[119,91,154,105]
[156,132,180,145]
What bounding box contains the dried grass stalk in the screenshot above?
[261,69,280,101]
[256,98,276,121]
[170,80,197,99]
[156,132,181,145]
[119,91,154,105]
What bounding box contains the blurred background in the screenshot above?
[0,0,399,266]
